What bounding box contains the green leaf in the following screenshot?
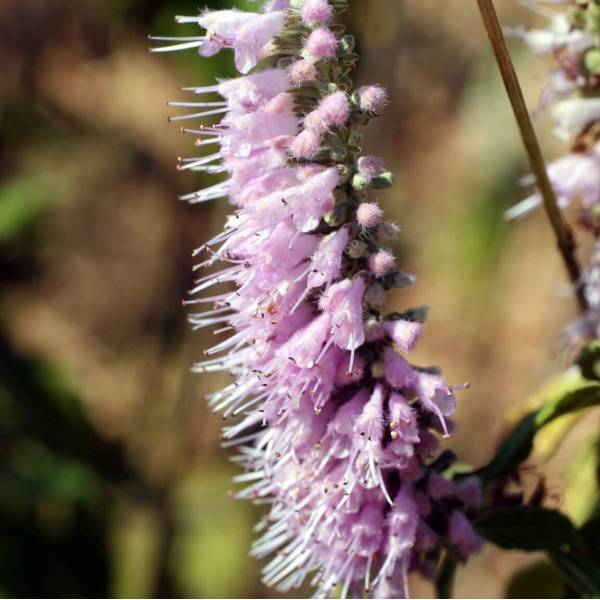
[577,341,600,382]
[0,173,62,243]
[476,507,584,553]
[580,505,600,560]
[563,437,600,526]
[552,552,600,598]
[484,379,600,482]
[505,561,565,599]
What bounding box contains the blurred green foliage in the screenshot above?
[0,0,269,597]
[0,334,112,597]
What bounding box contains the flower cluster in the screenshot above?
[152,1,481,597]
[510,0,600,342]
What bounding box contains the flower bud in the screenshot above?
[585,48,600,75]
[369,250,396,277]
[371,171,395,189]
[303,27,338,61]
[364,284,386,308]
[339,34,355,55]
[289,59,319,85]
[355,84,387,113]
[351,173,370,191]
[379,221,401,241]
[301,0,333,26]
[357,155,385,182]
[388,271,417,289]
[356,202,384,228]
[289,128,321,158]
[347,239,367,258]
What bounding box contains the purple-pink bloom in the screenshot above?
[356,84,388,113]
[303,26,338,61]
[198,9,285,73]
[305,90,351,134]
[358,155,386,182]
[357,202,384,228]
[448,510,484,559]
[288,128,321,159]
[301,0,333,25]
[288,58,319,86]
[507,144,600,219]
[369,249,396,277]
[156,1,481,597]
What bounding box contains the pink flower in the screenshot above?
[288,128,321,158]
[358,155,385,182]
[551,98,600,140]
[384,318,422,352]
[155,2,477,597]
[507,144,600,219]
[305,91,350,134]
[217,68,290,112]
[384,347,417,388]
[320,277,366,352]
[288,59,319,85]
[356,202,384,228]
[514,14,592,57]
[303,26,338,61]
[369,249,396,277]
[448,511,484,559]
[301,0,333,25]
[356,84,388,113]
[307,226,350,288]
[416,372,456,436]
[197,10,285,73]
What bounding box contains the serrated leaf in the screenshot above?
[484,379,600,482]
[475,507,584,553]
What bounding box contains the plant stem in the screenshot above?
[436,553,458,599]
[476,0,587,314]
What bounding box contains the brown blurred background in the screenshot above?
[0,0,597,597]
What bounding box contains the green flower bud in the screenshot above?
[339,34,355,56]
[586,2,600,33]
[590,203,600,224]
[329,147,348,162]
[386,271,417,290]
[584,49,600,75]
[569,8,587,30]
[348,130,363,146]
[351,173,369,191]
[370,171,395,189]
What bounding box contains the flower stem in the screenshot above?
[476,0,587,314]
[435,553,457,599]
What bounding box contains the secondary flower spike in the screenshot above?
[152,1,481,597]
[509,2,600,343]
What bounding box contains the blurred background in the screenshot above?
[0,0,598,597]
